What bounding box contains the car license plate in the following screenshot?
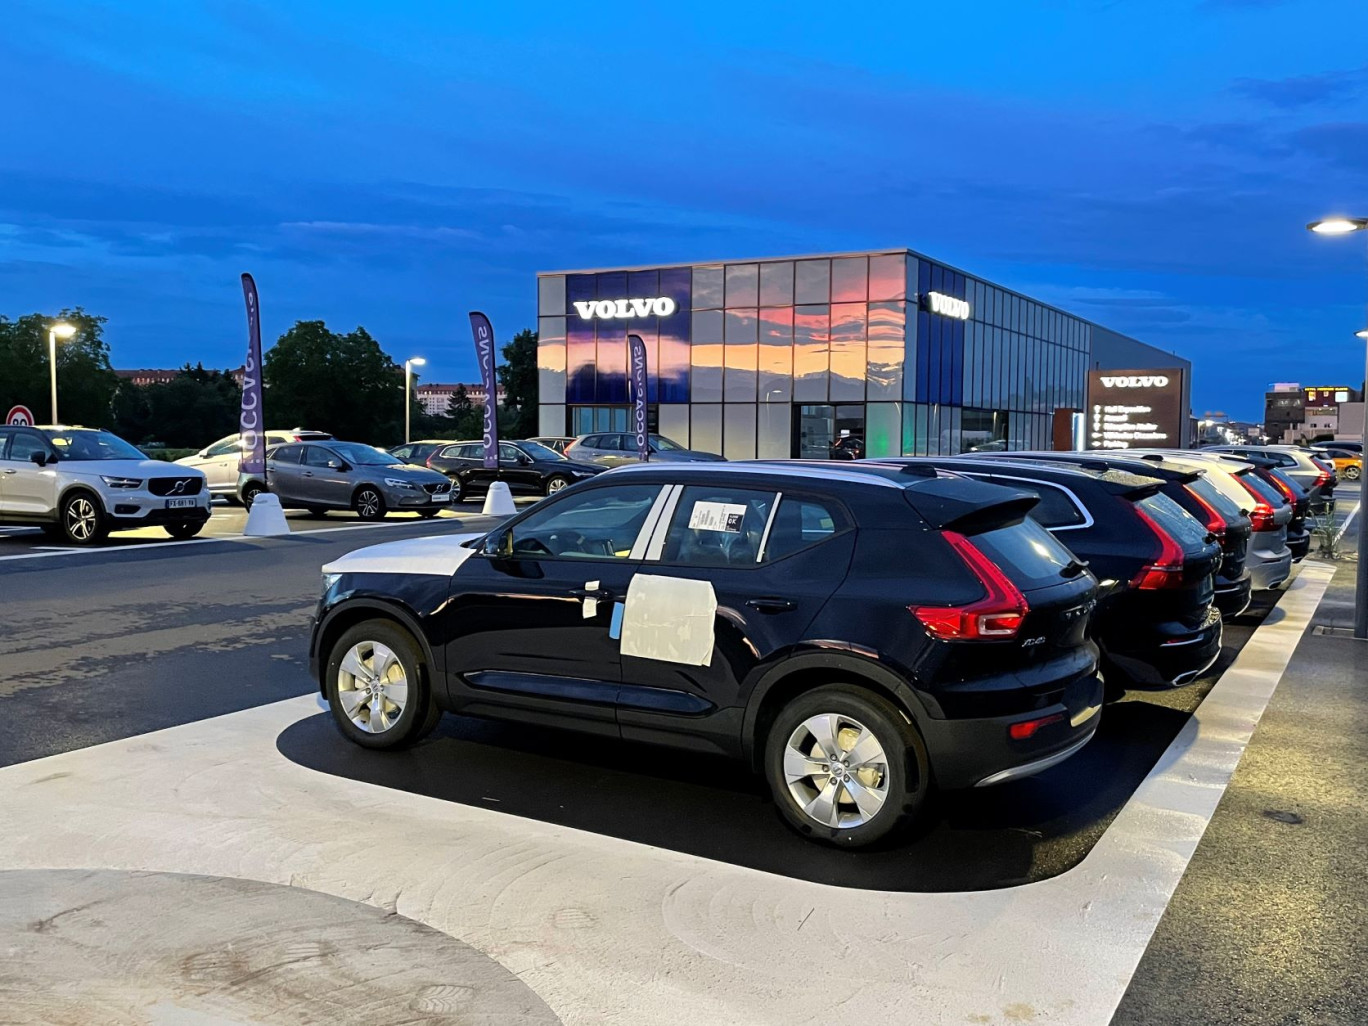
[165,498,196,509]
[431,493,450,502]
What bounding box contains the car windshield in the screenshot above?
[650,434,686,452]
[517,440,565,461]
[328,442,403,466]
[44,429,146,461]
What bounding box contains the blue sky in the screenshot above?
[2,0,1366,420]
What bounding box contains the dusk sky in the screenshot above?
[3,0,1367,420]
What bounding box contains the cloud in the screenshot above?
[1233,66,1368,108]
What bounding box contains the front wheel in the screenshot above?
[354,487,386,520]
[1346,465,1361,481]
[326,619,440,749]
[544,474,571,496]
[165,520,203,540]
[764,684,927,847]
[60,492,107,545]
[241,482,265,509]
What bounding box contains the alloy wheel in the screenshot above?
[546,476,568,494]
[336,640,409,733]
[356,489,382,518]
[65,497,99,543]
[782,713,890,829]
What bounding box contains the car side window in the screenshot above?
[760,496,850,562]
[457,444,481,459]
[0,428,13,460]
[390,445,412,460]
[272,444,304,465]
[499,442,523,462]
[580,435,602,449]
[503,485,662,561]
[8,430,50,463]
[205,437,240,457]
[304,446,338,468]
[659,486,778,568]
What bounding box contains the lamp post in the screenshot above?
[47,322,77,425]
[404,357,426,443]
[1307,216,1368,638]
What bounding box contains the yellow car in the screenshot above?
[1316,448,1362,481]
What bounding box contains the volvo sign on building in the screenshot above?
[1086,367,1187,449]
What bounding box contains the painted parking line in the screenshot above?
[0,564,1333,1025]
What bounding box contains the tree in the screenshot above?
[0,308,117,427]
[110,364,242,448]
[496,328,538,439]
[446,383,484,439]
[263,321,405,443]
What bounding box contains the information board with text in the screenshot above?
[1086,368,1186,449]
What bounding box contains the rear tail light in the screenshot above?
[1266,473,1297,503]
[1009,712,1065,741]
[1130,506,1186,590]
[1185,487,1226,539]
[911,531,1029,641]
[1313,470,1332,489]
[1235,476,1277,532]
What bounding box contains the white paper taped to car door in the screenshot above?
[688,501,747,533]
[582,580,600,619]
[620,574,717,666]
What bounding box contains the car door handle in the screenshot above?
[746,598,796,613]
[569,586,614,599]
[302,471,314,477]
[2,469,15,475]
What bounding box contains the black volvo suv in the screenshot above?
[310,463,1103,847]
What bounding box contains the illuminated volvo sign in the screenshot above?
[573,297,677,320]
[1087,367,1186,450]
[1097,375,1170,389]
[919,291,971,320]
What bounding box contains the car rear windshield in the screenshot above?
[1188,475,1243,521]
[1240,470,1287,506]
[1137,493,1211,551]
[968,518,1077,588]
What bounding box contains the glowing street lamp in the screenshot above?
[404,357,427,443]
[1307,216,1368,638]
[48,322,77,425]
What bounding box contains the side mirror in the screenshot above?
[30,451,49,467]
[482,528,513,558]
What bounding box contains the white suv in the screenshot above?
[0,425,211,544]
[177,428,332,501]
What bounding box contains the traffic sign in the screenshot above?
[5,405,35,426]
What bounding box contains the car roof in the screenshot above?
[871,454,1167,491]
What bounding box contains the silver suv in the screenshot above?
[0,425,211,544]
[564,432,725,466]
[238,440,452,519]
[177,428,332,501]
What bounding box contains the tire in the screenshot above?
[241,482,265,509]
[164,521,203,540]
[325,619,440,749]
[59,491,107,545]
[764,684,928,848]
[1346,465,1361,481]
[448,476,465,503]
[305,507,328,518]
[544,474,571,496]
[354,486,386,520]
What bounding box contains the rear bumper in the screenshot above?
[1213,573,1253,619]
[1103,606,1223,689]
[1247,546,1293,591]
[919,673,1103,790]
[1288,531,1310,562]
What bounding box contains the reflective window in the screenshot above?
[830,257,868,303]
[271,444,305,465]
[758,307,794,403]
[566,275,597,403]
[538,275,566,317]
[693,266,724,309]
[761,496,850,562]
[538,315,567,406]
[659,266,691,403]
[829,302,867,401]
[793,304,830,401]
[866,301,904,401]
[868,255,906,301]
[759,261,794,306]
[725,308,758,343]
[725,264,759,308]
[724,342,758,402]
[506,484,661,561]
[660,486,776,567]
[794,260,831,304]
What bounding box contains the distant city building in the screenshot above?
[116,366,246,387]
[414,382,504,417]
[1264,387,1305,442]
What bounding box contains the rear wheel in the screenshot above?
[164,521,203,540]
[241,482,265,509]
[764,684,927,847]
[325,619,440,749]
[1345,464,1361,481]
[305,506,328,518]
[60,491,107,545]
[354,487,386,520]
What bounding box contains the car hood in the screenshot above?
[65,458,207,479]
[558,459,606,473]
[322,532,487,577]
[653,450,726,462]
[370,464,448,484]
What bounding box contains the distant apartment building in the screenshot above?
[414,382,505,417]
[1263,382,1363,443]
[116,366,246,386]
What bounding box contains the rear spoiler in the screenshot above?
[901,478,1041,534]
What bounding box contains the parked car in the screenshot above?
[871,457,1223,692]
[1204,445,1336,513]
[527,436,575,455]
[564,432,725,466]
[310,462,1103,847]
[1314,446,1363,481]
[1130,450,1295,590]
[969,451,1253,619]
[425,439,605,501]
[1311,440,1361,456]
[177,428,332,502]
[389,440,453,466]
[239,440,452,519]
[0,424,211,543]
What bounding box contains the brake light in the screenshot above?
[1266,473,1297,503]
[1130,505,1186,590]
[1233,475,1276,531]
[1314,470,1332,489]
[1009,713,1065,741]
[911,531,1029,640]
[1185,487,1226,538]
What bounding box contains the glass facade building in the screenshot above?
[537,249,1176,460]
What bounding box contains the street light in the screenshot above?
[404,357,426,443]
[1307,215,1368,639]
[47,322,76,425]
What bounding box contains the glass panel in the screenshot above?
[693,265,724,309]
[830,257,868,303]
[758,306,794,404]
[539,404,566,437]
[538,275,565,317]
[960,408,1009,452]
[657,403,690,448]
[865,402,901,458]
[903,303,919,402]
[595,272,628,403]
[724,343,757,402]
[866,301,904,401]
[660,485,775,567]
[566,275,597,403]
[691,343,723,403]
[759,261,794,306]
[725,308,758,343]
[537,315,567,405]
[509,484,661,561]
[763,498,849,563]
[690,404,723,455]
[794,259,831,304]
[796,404,835,459]
[725,264,759,308]
[659,266,691,403]
[756,402,790,458]
[722,404,757,460]
[829,301,866,402]
[868,254,906,301]
[793,304,830,402]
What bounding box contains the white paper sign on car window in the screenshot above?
[688,501,747,533]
